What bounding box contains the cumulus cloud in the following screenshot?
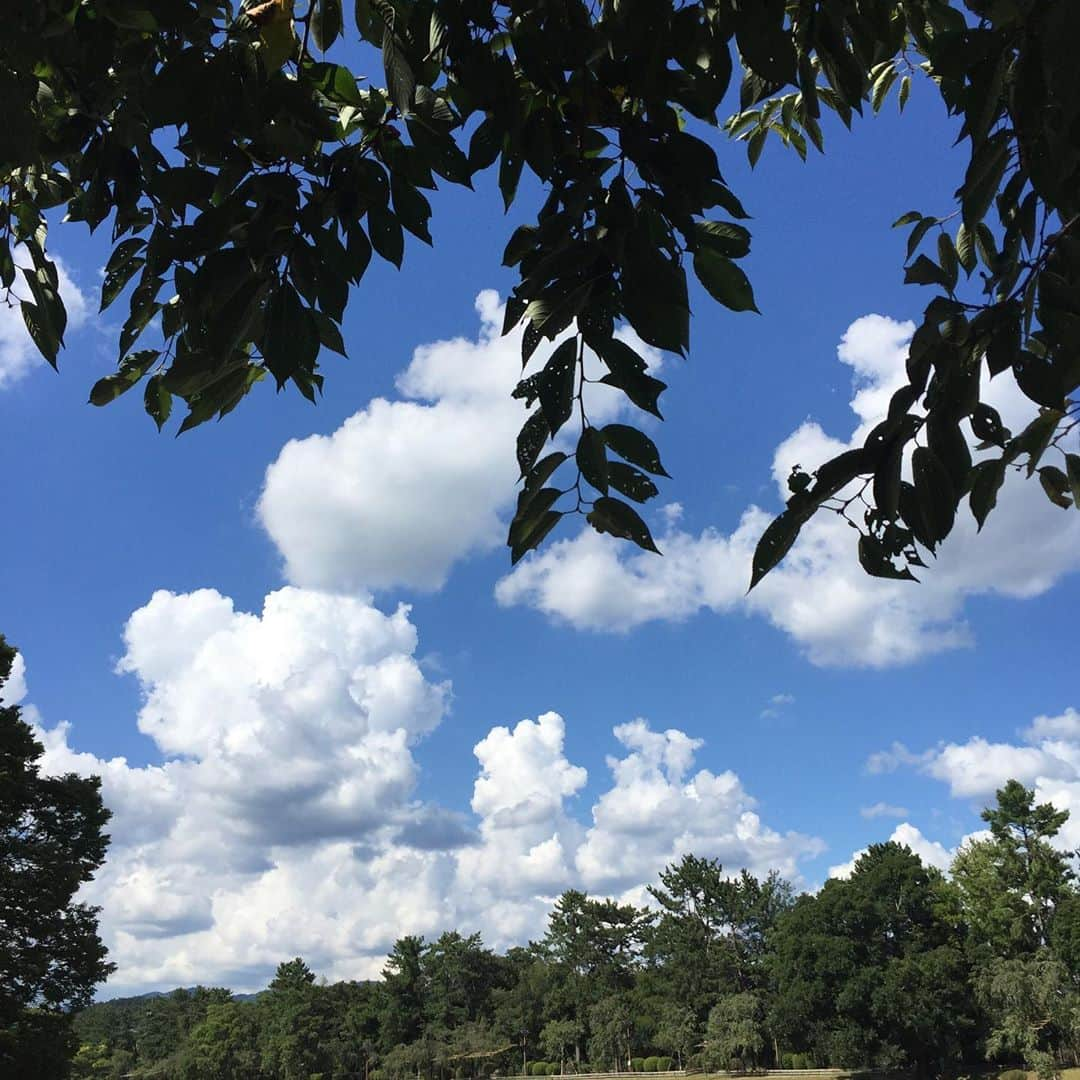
[497,314,1080,667]
[258,291,661,593]
[575,720,823,894]
[0,251,89,388]
[865,706,1080,851]
[22,600,821,995]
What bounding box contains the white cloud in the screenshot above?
[497,314,1080,667]
[865,740,936,775]
[866,706,1080,851]
[860,801,909,819]
[760,692,794,719]
[573,719,823,895]
[0,251,89,388]
[22,599,821,996]
[258,291,661,593]
[0,651,28,706]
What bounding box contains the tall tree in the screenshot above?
[953,781,1074,955]
[382,936,428,1048]
[0,636,114,1078]
[768,842,976,1073]
[5,1,1079,580]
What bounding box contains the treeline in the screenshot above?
[72,781,1080,1080]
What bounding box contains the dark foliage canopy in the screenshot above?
[0,636,114,1074]
[4,0,1079,580]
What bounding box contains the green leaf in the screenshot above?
[749,509,804,590]
[1067,454,1080,508]
[509,506,563,564]
[904,254,951,289]
[516,408,550,476]
[734,6,797,85]
[368,205,404,267]
[536,338,578,434]
[597,340,667,418]
[144,374,172,431]
[499,149,524,211]
[693,247,759,312]
[576,427,608,494]
[912,446,956,543]
[608,462,660,503]
[936,232,959,291]
[312,309,347,356]
[524,451,567,495]
[311,0,343,50]
[21,302,60,366]
[503,225,538,268]
[601,424,670,477]
[1038,465,1073,509]
[587,496,661,554]
[694,220,751,259]
[962,132,1010,227]
[263,283,319,387]
[956,223,976,274]
[971,403,1008,447]
[905,216,936,260]
[390,173,433,244]
[89,349,160,406]
[382,25,415,114]
[858,534,917,580]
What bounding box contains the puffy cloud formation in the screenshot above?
[22,594,820,994]
[259,291,660,592]
[574,720,822,893]
[0,251,89,388]
[864,705,1080,850]
[497,314,1080,667]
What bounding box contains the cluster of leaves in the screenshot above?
[4,0,1079,575]
[738,0,1080,588]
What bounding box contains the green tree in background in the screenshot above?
[705,992,766,1071]
[768,842,977,1073]
[539,1018,581,1075]
[4,0,1079,578]
[63,782,1080,1079]
[0,635,114,1078]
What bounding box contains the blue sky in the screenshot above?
[3,75,1080,995]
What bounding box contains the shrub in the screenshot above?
[644,1057,660,1072]
[781,1054,794,1070]
[531,1063,550,1076]
[548,1066,560,1075]
[999,1071,1029,1080]
[631,1059,646,1072]
[657,1058,673,1071]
